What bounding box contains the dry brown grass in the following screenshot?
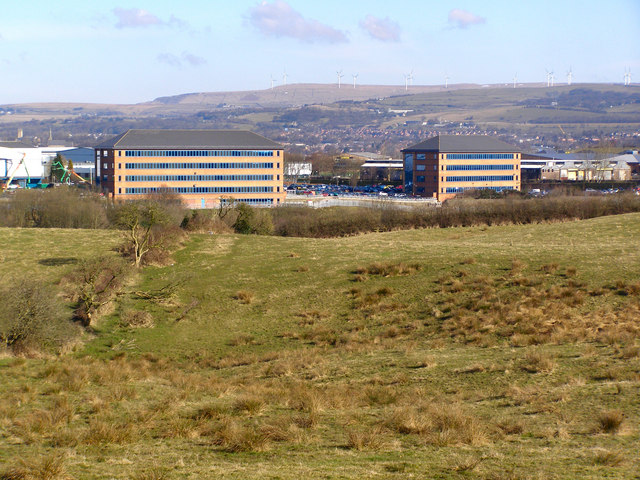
[383,403,487,446]
[209,418,269,452]
[354,262,422,277]
[0,454,67,480]
[591,449,625,466]
[83,417,136,445]
[521,350,556,374]
[345,426,387,450]
[120,310,154,328]
[233,290,255,304]
[596,410,624,434]
[233,395,266,415]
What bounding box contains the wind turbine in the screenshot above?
[282,70,288,87]
[270,75,276,89]
[352,73,358,89]
[445,74,449,89]
[337,70,344,88]
[545,69,555,87]
[567,67,573,86]
[513,73,517,89]
[403,73,409,91]
[624,67,632,86]
[408,69,414,86]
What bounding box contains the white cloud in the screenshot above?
[113,8,187,29]
[247,1,348,43]
[448,9,486,29]
[359,15,400,42]
[114,8,163,28]
[158,52,206,67]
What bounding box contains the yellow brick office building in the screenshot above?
[402,135,521,201]
[95,129,285,207]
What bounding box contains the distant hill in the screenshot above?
[149,83,487,108]
[0,83,638,150]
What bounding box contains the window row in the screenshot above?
[445,186,514,193]
[445,164,514,171]
[125,186,274,194]
[125,175,273,182]
[446,154,515,160]
[124,150,276,157]
[222,198,274,205]
[446,175,515,182]
[124,162,275,170]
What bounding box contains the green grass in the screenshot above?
[1,214,639,479]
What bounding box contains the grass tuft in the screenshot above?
[597,410,624,434]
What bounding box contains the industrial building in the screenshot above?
[0,142,84,187]
[95,129,285,207]
[402,135,521,201]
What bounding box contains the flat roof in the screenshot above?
[404,135,520,153]
[96,129,282,150]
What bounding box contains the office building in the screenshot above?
[402,135,521,201]
[95,129,285,207]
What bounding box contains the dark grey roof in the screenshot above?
[95,129,282,150]
[0,141,32,149]
[404,135,520,153]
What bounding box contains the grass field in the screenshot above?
[1,214,639,479]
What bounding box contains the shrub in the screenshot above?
[232,203,274,235]
[268,194,640,238]
[180,209,233,233]
[63,255,130,327]
[0,279,78,355]
[0,187,108,229]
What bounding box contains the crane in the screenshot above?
[51,159,91,185]
[0,153,27,193]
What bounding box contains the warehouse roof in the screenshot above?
[404,135,520,153]
[96,129,282,150]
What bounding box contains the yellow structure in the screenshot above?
[95,129,285,207]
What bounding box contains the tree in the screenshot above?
[50,153,67,183]
[113,201,169,268]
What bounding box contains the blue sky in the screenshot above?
[1,0,639,104]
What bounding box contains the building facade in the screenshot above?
[95,129,285,207]
[402,135,521,201]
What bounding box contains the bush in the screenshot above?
[0,279,79,355]
[232,203,274,235]
[62,256,130,327]
[180,209,233,233]
[268,194,640,238]
[0,187,108,229]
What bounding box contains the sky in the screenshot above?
[1,0,639,104]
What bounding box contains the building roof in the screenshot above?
[404,135,520,153]
[95,129,281,150]
[0,141,32,149]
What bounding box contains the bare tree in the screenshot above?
[113,201,169,268]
